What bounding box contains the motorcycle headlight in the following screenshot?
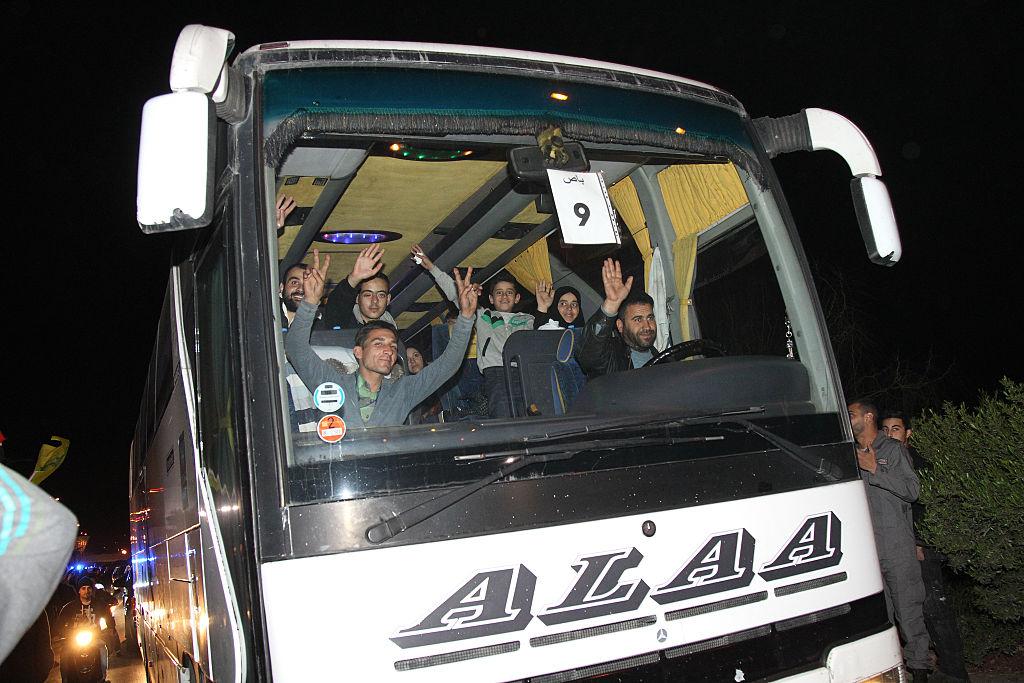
[74,629,94,647]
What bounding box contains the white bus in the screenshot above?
[130,25,906,683]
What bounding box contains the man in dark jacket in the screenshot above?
[55,577,116,678]
[578,259,657,378]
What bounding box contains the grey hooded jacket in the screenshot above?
[286,300,474,428]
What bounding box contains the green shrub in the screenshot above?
[914,378,1024,659]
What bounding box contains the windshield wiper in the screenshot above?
[724,419,842,482]
[363,407,829,545]
[365,433,719,544]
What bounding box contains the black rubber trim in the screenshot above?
[529,616,656,648]
[664,590,768,621]
[774,571,848,597]
[394,641,519,671]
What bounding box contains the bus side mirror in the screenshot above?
[136,91,215,234]
[851,176,901,265]
[754,109,903,266]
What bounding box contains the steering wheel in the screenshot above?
[643,338,727,367]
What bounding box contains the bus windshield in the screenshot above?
[262,65,851,506]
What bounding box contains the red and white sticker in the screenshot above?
[316,415,347,443]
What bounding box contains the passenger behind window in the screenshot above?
[578,259,657,378]
[534,283,585,331]
[319,244,398,329]
[414,246,533,419]
[286,249,480,429]
[404,344,442,424]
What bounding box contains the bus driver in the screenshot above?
[578,259,658,378]
[286,249,481,428]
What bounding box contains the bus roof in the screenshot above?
[241,40,731,103]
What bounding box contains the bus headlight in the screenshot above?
[74,629,94,647]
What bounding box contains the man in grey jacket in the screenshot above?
[287,249,480,429]
[848,399,931,680]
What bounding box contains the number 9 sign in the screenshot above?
[547,169,620,245]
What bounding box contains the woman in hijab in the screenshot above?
[534,282,584,329]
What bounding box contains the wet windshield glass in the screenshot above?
[263,66,849,505]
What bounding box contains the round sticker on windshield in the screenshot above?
[313,382,345,412]
[316,415,347,444]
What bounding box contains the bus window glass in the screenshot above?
[263,67,853,506]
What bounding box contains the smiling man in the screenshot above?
[578,259,657,378]
[286,250,480,428]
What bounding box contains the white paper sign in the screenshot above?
[547,169,621,245]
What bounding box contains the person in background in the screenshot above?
[404,344,442,424]
[848,400,931,682]
[55,577,115,678]
[882,411,969,683]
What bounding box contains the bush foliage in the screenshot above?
[914,378,1024,660]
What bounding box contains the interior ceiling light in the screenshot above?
[316,230,403,244]
[550,92,569,101]
[388,144,474,161]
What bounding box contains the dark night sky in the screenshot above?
[1,2,1020,550]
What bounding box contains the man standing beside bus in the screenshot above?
[578,259,657,378]
[882,411,969,682]
[287,249,480,428]
[848,400,931,681]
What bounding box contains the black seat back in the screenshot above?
[503,330,585,417]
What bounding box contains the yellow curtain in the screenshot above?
[609,177,653,285]
[658,163,747,339]
[505,237,553,294]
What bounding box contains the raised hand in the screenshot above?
[535,279,554,311]
[347,244,385,287]
[409,244,434,271]
[276,195,297,228]
[303,248,331,304]
[454,267,481,318]
[601,258,634,315]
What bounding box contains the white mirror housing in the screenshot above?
[137,91,215,233]
[851,176,901,265]
[170,25,235,94]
